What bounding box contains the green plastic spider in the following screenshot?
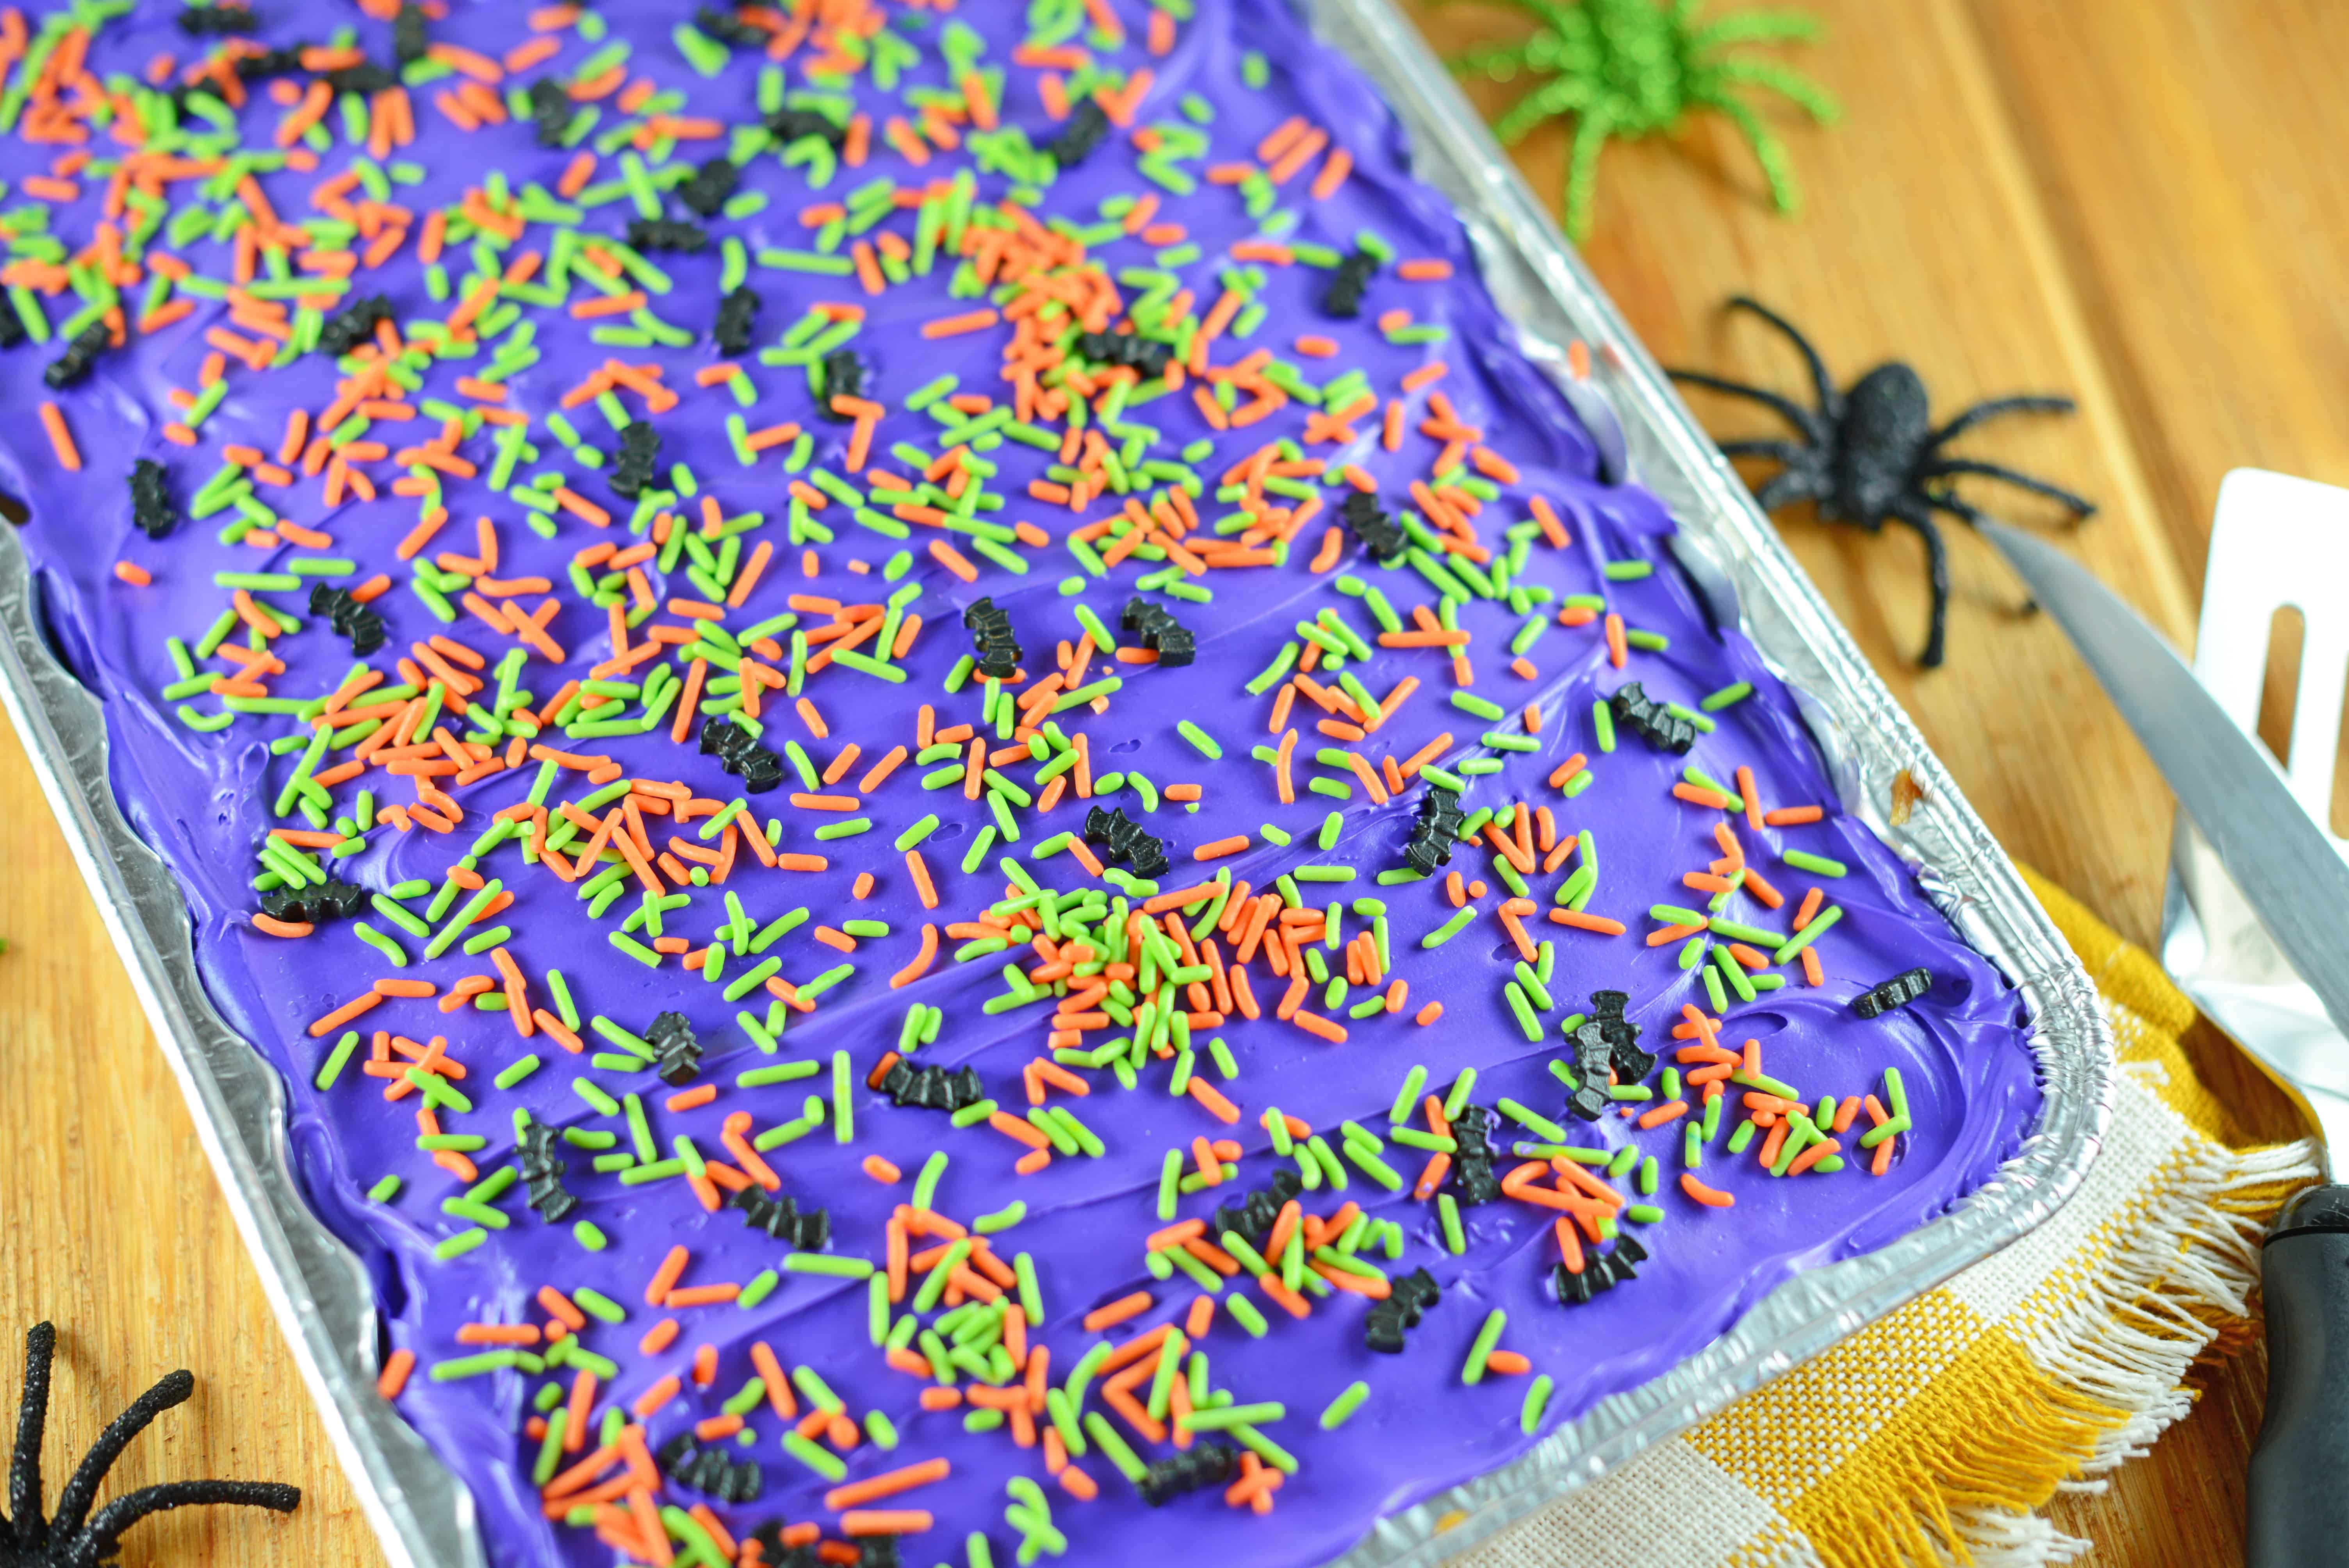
[1446,0,1838,240]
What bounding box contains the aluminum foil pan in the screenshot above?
[0,1,2113,1564]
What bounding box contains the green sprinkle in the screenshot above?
[1700,681,1753,711]
[912,1151,950,1212]
[314,1030,360,1090]
[1177,1401,1285,1433]
[1449,690,1505,721]
[1770,905,1842,963]
[432,1228,488,1261]
[1784,849,1848,877]
[1422,907,1476,948]
[1520,1374,1554,1433]
[782,1432,848,1482]
[1319,1381,1369,1429]
[974,1201,1026,1234]
[1083,1413,1148,1484]
[1444,1068,1478,1121]
[426,1347,515,1378]
[1462,1308,1507,1384]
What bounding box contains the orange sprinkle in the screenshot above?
[1081,1291,1152,1333]
[921,308,1000,338]
[630,1376,682,1418]
[376,1348,415,1399]
[644,1244,690,1306]
[37,401,79,470]
[843,1511,934,1538]
[1185,1076,1240,1125]
[1681,1173,1736,1208]
[1788,1137,1843,1176]
[889,923,939,989]
[1311,146,1354,200]
[824,1457,952,1511]
[1289,1010,1347,1044]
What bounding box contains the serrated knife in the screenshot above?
[1976,490,2349,1568]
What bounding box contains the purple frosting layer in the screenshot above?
[0,2,2037,1566]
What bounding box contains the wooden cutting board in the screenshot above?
[3,2,2339,1562]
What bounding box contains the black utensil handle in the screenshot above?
[2248,1184,2349,1568]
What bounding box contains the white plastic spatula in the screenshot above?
[2160,469,2349,1155]
[2155,469,2349,1568]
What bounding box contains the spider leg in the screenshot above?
[1691,11,1825,48]
[1929,490,2043,618]
[1921,458,2097,519]
[1691,87,1800,217]
[1492,75,1592,149]
[61,1479,301,1568]
[1718,298,1838,419]
[1452,0,1579,30]
[8,1321,56,1553]
[1717,438,1811,464]
[1927,394,2076,448]
[1886,499,1955,669]
[1706,57,1841,126]
[1445,44,1539,79]
[1752,463,1829,513]
[1664,370,1825,444]
[1561,107,1614,243]
[45,1367,194,1541]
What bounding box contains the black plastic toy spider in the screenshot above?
[4,1322,300,1568]
[1669,296,2096,667]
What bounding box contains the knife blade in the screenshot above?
[1975,522,2349,1030]
[1974,519,2349,1568]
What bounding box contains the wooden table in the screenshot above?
[1,2,2337,1562]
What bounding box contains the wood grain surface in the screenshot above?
[0,2,2333,1563]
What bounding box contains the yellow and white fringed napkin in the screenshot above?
[1454,870,2318,1568]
